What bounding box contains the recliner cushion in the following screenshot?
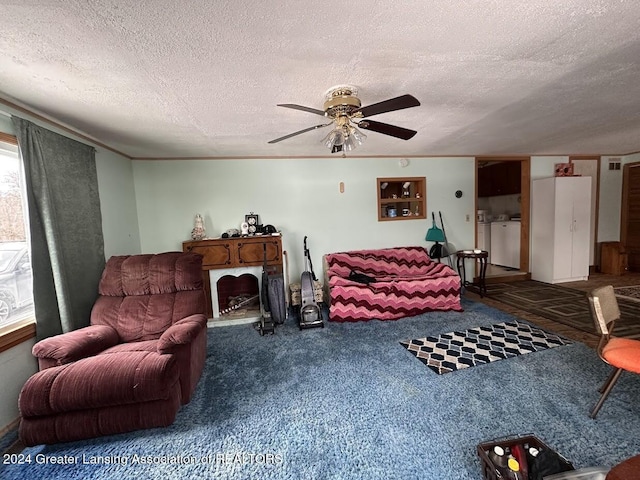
[98,252,203,297]
[100,340,158,354]
[90,252,205,342]
[20,351,179,417]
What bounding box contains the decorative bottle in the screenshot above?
[191,213,206,240]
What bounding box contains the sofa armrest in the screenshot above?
[32,324,120,369]
[158,314,207,354]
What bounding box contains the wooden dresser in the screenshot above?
[600,241,628,276]
[183,235,283,318]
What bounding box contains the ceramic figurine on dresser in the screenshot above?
[191,213,206,241]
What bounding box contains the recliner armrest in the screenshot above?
[32,324,120,369]
[157,314,207,354]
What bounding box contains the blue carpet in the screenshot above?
[2,298,640,479]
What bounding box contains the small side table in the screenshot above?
[456,250,488,297]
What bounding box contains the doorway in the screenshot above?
[475,157,531,280]
[621,161,640,272]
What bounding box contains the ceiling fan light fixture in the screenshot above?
[323,123,367,153]
[343,135,356,152]
[322,128,345,149]
[350,125,367,145]
[343,125,366,152]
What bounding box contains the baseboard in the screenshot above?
[0,417,20,454]
[484,273,531,284]
[207,316,258,328]
[0,417,19,438]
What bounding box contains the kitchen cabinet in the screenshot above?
[531,176,591,283]
[490,221,520,269]
[478,162,521,197]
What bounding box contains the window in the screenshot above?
[0,134,35,351]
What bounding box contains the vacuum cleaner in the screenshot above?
[298,236,324,330]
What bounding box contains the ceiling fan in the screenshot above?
[268,85,420,153]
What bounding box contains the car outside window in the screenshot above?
[0,136,34,336]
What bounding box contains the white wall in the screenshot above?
[529,156,567,180]
[133,157,476,278]
[94,149,142,258]
[598,157,625,243]
[0,340,37,432]
[0,107,141,431]
[624,152,640,164]
[478,194,521,218]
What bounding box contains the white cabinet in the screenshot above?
[477,223,491,263]
[490,221,520,269]
[531,176,591,284]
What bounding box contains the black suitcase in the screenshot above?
[258,243,286,334]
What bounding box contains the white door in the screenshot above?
[571,160,598,265]
[571,177,592,278]
[553,179,574,281]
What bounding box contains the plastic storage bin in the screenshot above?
[477,434,574,480]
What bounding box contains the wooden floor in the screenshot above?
[466,272,640,349]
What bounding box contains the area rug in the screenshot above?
[400,321,571,374]
[486,280,640,339]
[614,285,640,303]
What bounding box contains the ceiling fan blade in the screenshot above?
[357,120,417,140]
[277,104,326,116]
[268,123,332,144]
[358,94,420,118]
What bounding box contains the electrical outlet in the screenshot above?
[466,214,470,222]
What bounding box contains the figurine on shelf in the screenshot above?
[191,213,206,241]
[221,228,241,238]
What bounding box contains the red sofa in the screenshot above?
[325,246,462,322]
[18,252,207,446]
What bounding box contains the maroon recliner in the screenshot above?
[18,252,207,446]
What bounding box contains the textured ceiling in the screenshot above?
[1,0,640,159]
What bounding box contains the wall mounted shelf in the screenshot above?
[377,177,426,221]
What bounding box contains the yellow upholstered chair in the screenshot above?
[587,285,640,418]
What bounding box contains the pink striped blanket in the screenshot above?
[325,246,462,322]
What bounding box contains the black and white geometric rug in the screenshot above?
[400,321,572,375]
[614,285,640,304]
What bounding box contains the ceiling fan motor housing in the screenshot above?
[323,85,362,118]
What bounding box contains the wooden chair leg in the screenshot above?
[590,368,623,419]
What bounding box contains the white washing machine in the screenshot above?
[477,223,491,263]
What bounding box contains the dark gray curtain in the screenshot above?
[12,117,105,340]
